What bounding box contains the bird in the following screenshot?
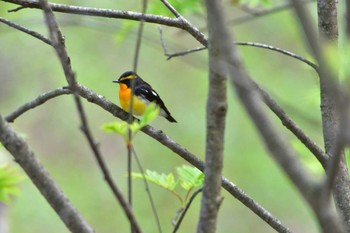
[113,71,177,123]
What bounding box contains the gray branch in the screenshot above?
[0,114,95,233]
[2,0,208,46]
[5,87,70,122]
[197,0,229,230]
[0,17,52,45]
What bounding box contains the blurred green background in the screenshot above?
[0,0,328,232]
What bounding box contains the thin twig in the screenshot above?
[256,84,328,167]
[8,5,26,12]
[0,17,52,45]
[160,0,181,18]
[132,146,162,233]
[127,2,148,231]
[229,0,315,26]
[173,188,203,233]
[159,35,318,72]
[5,87,70,122]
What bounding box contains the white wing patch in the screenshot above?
[151,90,158,97]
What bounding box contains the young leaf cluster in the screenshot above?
[132,165,204,207]
[0,164,23,204]
[102,103,160,143]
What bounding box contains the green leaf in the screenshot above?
[0,164,24,204]
[102,121,128,136]
[101,103,159,143]
[132,170,178,191]
[177,165,204,190]
[139,103,160,128]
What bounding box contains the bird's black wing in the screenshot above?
[135,82,177,123]
[134,84,165,106]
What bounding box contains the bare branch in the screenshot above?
[229,0,315,25]
[7,5,25,12]
[173,188,203,233]
[197,0,229,231]
[5,87,70,122]
[159,34,318,71]
[317,0,338,40]
[256,84,328,167]
[0,17,52,45]
[2,0,208,45]
[160,0,181,18]
[0,115,95,233]
[132,146,162,233]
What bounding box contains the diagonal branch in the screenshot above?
[0,114,95,233]
[256,84,329,167]
[0,17,52,45]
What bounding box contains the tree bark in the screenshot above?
[197,0,228,232]
[317,0,350,230]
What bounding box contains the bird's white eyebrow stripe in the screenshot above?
[151,90,158,96]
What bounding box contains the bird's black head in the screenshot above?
[113,71,138,86]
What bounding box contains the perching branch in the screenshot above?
[0,114,95,233]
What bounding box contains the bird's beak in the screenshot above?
[113,79,119,83]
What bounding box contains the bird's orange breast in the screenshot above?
[118,83,147,115]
